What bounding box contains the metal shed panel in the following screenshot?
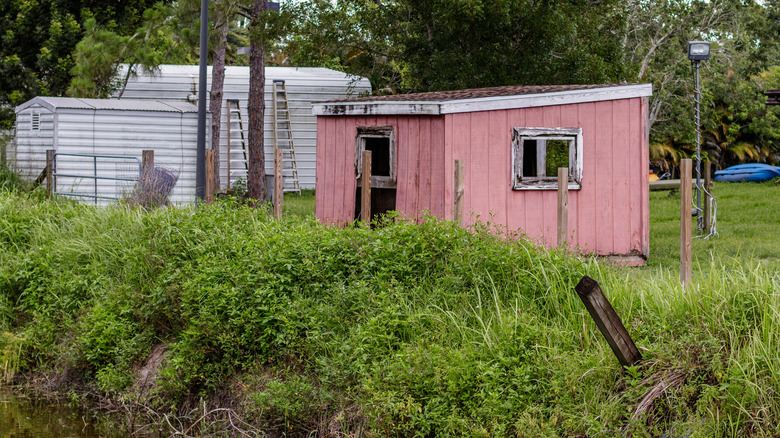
[13,103,56,178]
[14,98,205,205]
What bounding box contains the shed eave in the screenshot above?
[312,102,441,116]
[312,83,652,116]
[15,97,57,113]
[439,83,653,114]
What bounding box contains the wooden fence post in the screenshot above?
[703,162,712,234]
[557,167,568,248]
[575,276,642,367]
[680,158,692,286]
[205,149,214,204]
[454,159,465,224]
[361,150,372,223]
[46,149,54,199]
[274,148,283,219]
[142,150,154,177]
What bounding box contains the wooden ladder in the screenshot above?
[226,99,248,191]
[272,80,301,193]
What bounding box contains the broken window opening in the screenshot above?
[355,125,397,221]
[355,125,396,187]
[512,127,582,190]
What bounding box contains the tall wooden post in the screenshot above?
[680,158,693,286]
[703,162,712,234]
[557,167,569,248]
[274,148,283,218]
[45,149,55,199]
[205,149,214,204]
[361,150,372,223]
[454,159,465,224]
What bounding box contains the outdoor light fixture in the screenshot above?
[687,41,711,61]
[688,40,710,233]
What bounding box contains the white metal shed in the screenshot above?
[117,65,372,189]
[14,96,204,204]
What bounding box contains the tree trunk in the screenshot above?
[247,0,267,202]
[209,18,229,192]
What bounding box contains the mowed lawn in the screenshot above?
[647,181,780,270]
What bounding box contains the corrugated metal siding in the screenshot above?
[53,109,202,204]
[117,65,372,189]
[13,100,204,205]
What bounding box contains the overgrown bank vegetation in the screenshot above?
[0,186,779,436]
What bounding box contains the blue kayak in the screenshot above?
[713,163,780,182]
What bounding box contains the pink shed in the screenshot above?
[312,83,653,265]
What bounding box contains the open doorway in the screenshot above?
[354,126,396,221]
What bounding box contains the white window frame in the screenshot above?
[355,125,396,189]
[511,127,583,190]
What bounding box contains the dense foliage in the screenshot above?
[0,0,167,127]
[1,185,780,435]
[287,0,630,92]
[2,0,779,167]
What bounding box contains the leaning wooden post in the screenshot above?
[205,149,214,204]
[680,158,693,286]
[575,276,642,367]
[45,149,55,199]
[557,167,569,248]
[454,159,465,224]
[274,148,283,219]
[703,162,712,234]
[361,150,372,223]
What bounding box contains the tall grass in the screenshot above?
[0,185,779,436]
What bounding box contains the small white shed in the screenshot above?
[14,97,205,204]
[118,65,372,189]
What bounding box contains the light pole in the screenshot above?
[687,41,710,233]
[195,0,209,201]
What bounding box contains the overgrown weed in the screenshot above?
[0,189,779,435]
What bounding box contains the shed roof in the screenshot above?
[312,83,652,116]
[15,96,199,113]
[119,64,372,90]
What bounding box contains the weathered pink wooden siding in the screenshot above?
[442,97,649,257]
[316,96,649,259]
[315,115,446,224]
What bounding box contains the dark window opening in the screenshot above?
[522,140,537,176]
[364,137,391,177]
